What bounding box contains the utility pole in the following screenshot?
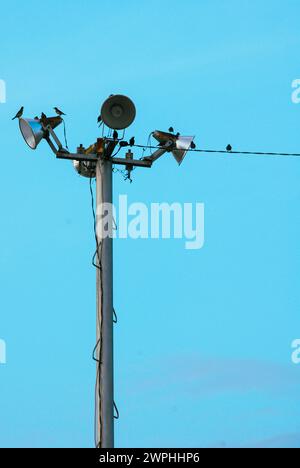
[17,95,194,448]
[95,158,114,448]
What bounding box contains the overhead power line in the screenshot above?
[132,144,300,158]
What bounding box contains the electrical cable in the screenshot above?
[90,161,119,448]
[97,165,104,449]
[111,146,122,158]
[112,165,128,181]
[92,338,101,363]
[132,144,300,158]
[113,308,118,324]
[89,178,102,271]
[114,402,120,420]
[62,119,69,150]
[89,174,104,448]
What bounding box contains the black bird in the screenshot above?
[119,141,129,147]
[129,137,135,147]
[190,141,196,149]
[12,106,24,120]
[113,130,119,140]
[54,107,66,116]
[226,144,232,152]
[40,112,48,125]
[168,127,174,133]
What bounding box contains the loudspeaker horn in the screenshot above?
[101,95,136,130]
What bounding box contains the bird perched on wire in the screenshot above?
[12,106,24,120]
[226,144,232,152]
[54,107,66,116]
[129,137,135,147]
[113,130,119,140]
[190,141,196,149]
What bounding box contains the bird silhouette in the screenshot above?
[190,142,196,149]
[113,130,119,140]
[97,115,102,126]
[129,137,135,147]
[168,127,174,133]
[34,116,39,120]
[54,107,66,116]
[12,106,24,120]
[226,144,232,152]
[40,113,48,125]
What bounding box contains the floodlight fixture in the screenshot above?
[19,116,66,154]
[19,118,45,149]
[152,130,195,165]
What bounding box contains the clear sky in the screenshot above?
[1,0,300,448]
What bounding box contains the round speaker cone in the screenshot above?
[101,95,136,130]
[111,104,123,118]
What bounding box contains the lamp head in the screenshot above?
[19,118,44,149]
[172,135,195,165]
[152,130,195,165]
[19,116,62,150]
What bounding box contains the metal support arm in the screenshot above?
[44,125,68,155]
[142,140,174,164]
[56,151,152,167]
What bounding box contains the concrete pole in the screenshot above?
[95,157,114,448]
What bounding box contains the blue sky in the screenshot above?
[1,0,300,448]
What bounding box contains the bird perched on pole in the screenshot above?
[40,112,48,126]
[54,107,66,117]
[12,106,24,120]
